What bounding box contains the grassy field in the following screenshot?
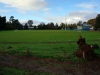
[0,30,100,75]
[0,30,100,60]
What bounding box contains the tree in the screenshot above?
[55,23,58,27]
[60,23,65,29]
[24,23,28,29]
[94,14,100,31]
[38,22,46,29]
[8,16,23,30]
[6,21,14,30]
[49,22,54,29]
[87,18,96,26]
[77,21,82,26]
[12,19,23,29]
[55,23,58,29]
[28,20,33,27]
[72,23,77,29]
[9,16,14,23]
[0,16,6,30]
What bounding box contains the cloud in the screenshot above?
[0,9,11,13]
[45,16,65,24]
[19,10,98,25]
[20,20,28,24]
[66,10,98,23]
[57,7,63,11]
[0,0,48,11]
[42,8,50,11]
[17,10,26,14]
[77,3,98,9]
[45,10,98,24]
[20,19,42,25]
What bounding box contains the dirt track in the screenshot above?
[0,53,100,75]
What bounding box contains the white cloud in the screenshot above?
[57,7,63,11]
[33,20,43,25]
[45,10,98,25]
[20,19,42,25]
[18,10,98,25]
[17,10,26,14]
[45,16,65,25]
[0,0,48,11]
[20,20,28,24]
[77,3,98,9]
[0,9,11,13]
[42,8,50,11]
[66,10,98,24]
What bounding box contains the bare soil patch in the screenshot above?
[0,53,100,75]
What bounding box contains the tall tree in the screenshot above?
[60,23,65,29]
[24,23,28,29]
[55,23,58,28]
[77,21,82,26]
[95,14,100,30]
[9,16,14,23]
[28,20,33,27]
[6,21,14,30]
[0,16,6,30]
[87,18,96,26]
[49,22,54,29]
[38,22,45,29]
[12,19,23,29]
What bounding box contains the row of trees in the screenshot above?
[0,14,100,31]
[23,22,77,30]
[0,16,23,30]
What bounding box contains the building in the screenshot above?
[77,22,91,30]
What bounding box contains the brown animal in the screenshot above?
[75,35,98,59]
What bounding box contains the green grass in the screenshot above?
[0,67,28,75]
[0,30,99,42]
[0,30,100,60]
[0,67,54,75]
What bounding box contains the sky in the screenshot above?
[0,0,100,25]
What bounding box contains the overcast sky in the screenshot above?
[0,0,100,25]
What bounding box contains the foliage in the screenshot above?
[24,23,28,29]
[95,14,100,31]
[87,18,96,27]
[60,22,65,29]
[12,19,23,29]
[0,16,6,30]
[9,16,14,23]
[7,16,23,30]
[77,21,82,26]
[27,20,33,27]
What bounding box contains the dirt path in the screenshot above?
[0,53,100,75]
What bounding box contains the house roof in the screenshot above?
[82,23,91,26]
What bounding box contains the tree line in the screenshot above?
[0,16,23,30]
[24,21,77,30]
[0,14,100,31]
